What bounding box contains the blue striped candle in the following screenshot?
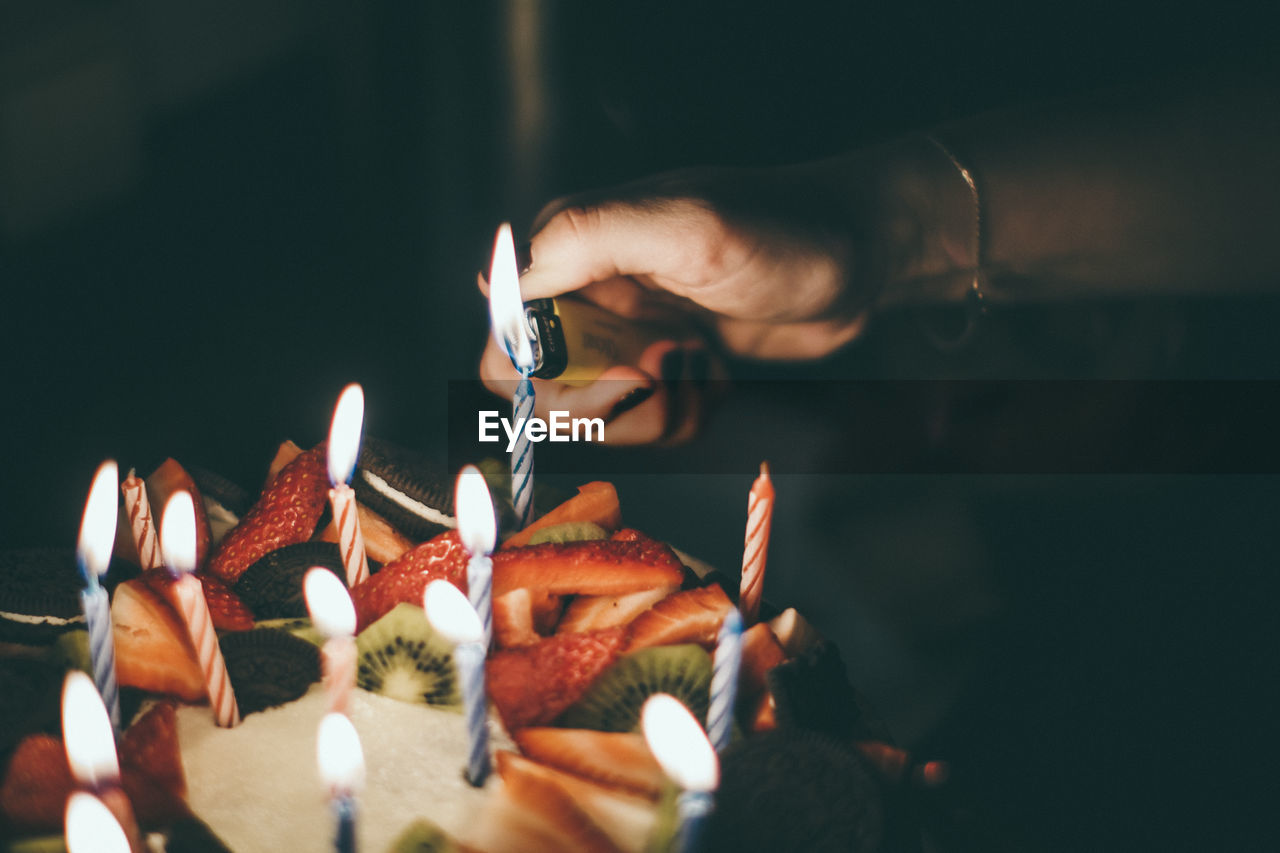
[707,607,743,753]
[76,461,121,730]
[511,371,535,530]
[424,580,491,787]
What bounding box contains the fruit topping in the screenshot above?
[206,444,329,584]
[388,817,458,853]
[556,586,676,636]
[352,531,469,631]
[766,606,823,657]
[558,644,711,733]
[147,458,213,569]
[494,751,626,853]
[119,701,190,827]
[623,584,733,652]
[737,621,787,706]
[195,573,254,632]
[526,522,609,546]
[355,603,459,707]
[0,734,73,833]
[493,588,539,648]
[492,539,684,598]
[234,541,345,620]
[111,579,205,702]
[502,481,622,549]
[513,728,665,799]
[486,628,627,731]
[219,628,321,715]
[318,500,414,565]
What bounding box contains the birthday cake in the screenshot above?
[0,438,932,853]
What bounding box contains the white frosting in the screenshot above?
[0,610,83,626]
[177,685,511,852]
[359,470,456,529]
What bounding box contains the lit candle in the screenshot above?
[738,462,774,625]
[487,222,537,529]
[707,607,743,753]
[62,671,142,852]
[120,469,162,570]
[161,491,240,727]
[317,711,364,853]
[65,792,131,853]
[305,567,357,715]
[423,579,490,786]
[455,465,496,649]
[328,383,370,588]
[77,460,121,730]
[642,694,719,853]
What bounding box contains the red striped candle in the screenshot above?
[738,462,774,625]
[121,471,162,570]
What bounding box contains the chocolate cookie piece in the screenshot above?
[0,549,85,645]
[353,437,454,542]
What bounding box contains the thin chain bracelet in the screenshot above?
[920,133,987,350]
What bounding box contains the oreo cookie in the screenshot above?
[704,728,887,852]
[353,437,455,542]
[767,641,892,743]
[219,628,321,715]
[0,549,86,645]
[234,542,345,619]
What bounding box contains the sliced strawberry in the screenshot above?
[739,621,787,704]
[138,569,253,632]
[206,444,329,584]
[263,439,304,489]
[0,734,73,833]
[513,728,665,799]
[112,578,206,702]
[351,530,469,631]
[317,500,414,565]
[493,539,684,598]
[487,628,626,731]
[530,589,564,636]
[120,702,190,827]
[750,692,778,733]
[494,588,539,648]
[623,584,733,652]
[502,481,623,550]
[147,458,213,568]
[557,586,677,636]
[494,751,626,853]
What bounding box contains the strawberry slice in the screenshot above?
[318,501,414,564]
[120,702,190,827]
[556,586,677,636]
[137,569,253,632]
[623,584,733,652]
[493,539,684,598]
[487,628,626,731]
[263,439,304,489]
[495,751,626,853]
[351,530,469,631]
[0,734,73,833]
[206,444,329,584]
[494,588,539,648]
[147,458,213,568]
[111,578,206,702]
[513,728,665,799]
[739,621,787,704]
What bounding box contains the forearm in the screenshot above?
[880,79,1280,305]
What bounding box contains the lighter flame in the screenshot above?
[317,712,365,793]
[76,460,118,580]
[61,671,120,786]
[423,580,483,647]
[487,222,534,371]
[160,491,197,575]
[65,792,130,853]
[641,694,719,793]
[454,465,496,556]
[327,383,365,486]
[304,568,356,638]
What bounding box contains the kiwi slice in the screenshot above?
[48,628,91,674]
[526,521,608,545]
[355,603,460,708]
[388,818,457,853]
[252,616,325,647]
[559,644,712,732]
[219,628,321,715]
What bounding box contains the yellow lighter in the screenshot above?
[524,297,676,387]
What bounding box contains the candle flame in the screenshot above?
[304,567,356,638]
[62,671,120,787]
[65,792,130,853]
[327,383,365,487]
[160,491,197,575]
[77,460,119,580]
[641,693,719,793]
[423,579,483,646]
[317,712,365,793]
[454,465,496,556]
[488,223,534,371]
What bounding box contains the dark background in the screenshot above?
[3,2,1279,850]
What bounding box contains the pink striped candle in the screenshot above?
[161,491,240,727]
[120,471,162,570]
[305,567,357,715]
[738,462,774,626]
[328,384,369,587]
